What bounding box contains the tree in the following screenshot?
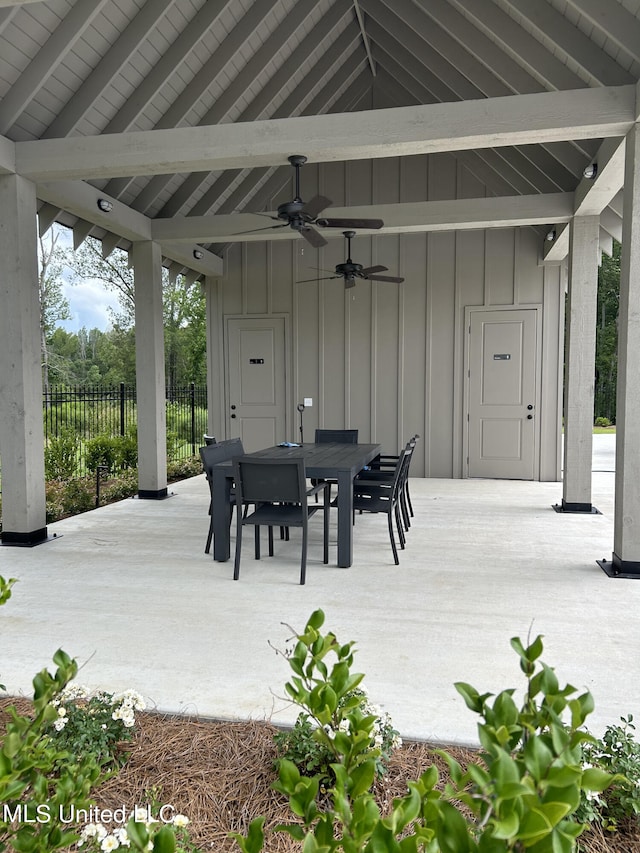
[595,240,620,422]
[38,230,72,389]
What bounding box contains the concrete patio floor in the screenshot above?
[1,435,638,747]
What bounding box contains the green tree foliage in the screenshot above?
[595,240,620,423]
[42,225,207,386]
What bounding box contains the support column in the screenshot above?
[555,214,600,514]
[0,175,47,545]
[133,241,167,499]
[599,122,640,578]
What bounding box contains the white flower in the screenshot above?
[53,717,67,731]
[113,828,130,847]
[81,823,108,841]
[172,814,189,828]
[57,706,67,717]
[100,835,120,852]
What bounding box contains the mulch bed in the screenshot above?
[2,699,639,851]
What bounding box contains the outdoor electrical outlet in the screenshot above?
[304,397,313,407]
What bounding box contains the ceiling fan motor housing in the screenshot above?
[336,262,363,276]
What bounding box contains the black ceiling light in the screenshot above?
[97,198,113,212]
[583,163,598,180]
[193,249,204,260]
[545,229,556,242]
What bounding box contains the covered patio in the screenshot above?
[2,441,637,747]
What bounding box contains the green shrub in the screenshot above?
[85,435,119,473]
[100,470,138,502]
[274,687,401,792]
[44,428,80,480]
[577,715,640,832]
[61,478,95,515]
[167,456,202,481]
[594,417,611,428]
[235,611,619,853]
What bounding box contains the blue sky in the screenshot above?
[59,279,120,332]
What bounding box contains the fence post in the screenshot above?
[190,382,196,456]
[120,382,125,436]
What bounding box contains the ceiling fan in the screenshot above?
[237,155,384,248]
[297,230,405,288]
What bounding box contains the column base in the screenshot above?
[1,527,55,547]
[552,500,601,514]
[137,488,169,500]
[597,553,640,579]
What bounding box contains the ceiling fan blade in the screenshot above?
[316,217,384,229]
[235,222,288,235]
[297,275,342,283]
[359,265,388,275]
[301,226,328,248]
[302,195,332,219]
[365,274,405,283]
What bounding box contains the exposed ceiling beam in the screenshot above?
[564,0,640,64]
[151,192,574,243]
[35,180,222,276]
[13,85,637,182]
[574,137,626,215]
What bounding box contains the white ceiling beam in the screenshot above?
[35,180,221,275]
[151,193,574,243]
[14,84,637,182]
[574,137,626,216]
[600,207,623,244]
[542,222,570,262]
[0,133,14,174]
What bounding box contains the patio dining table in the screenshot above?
[210,442,381,568]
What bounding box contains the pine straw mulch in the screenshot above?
[2,699,639,852]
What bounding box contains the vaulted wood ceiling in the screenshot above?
[1,0,638,275]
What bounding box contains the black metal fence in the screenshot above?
[42,383,208,469]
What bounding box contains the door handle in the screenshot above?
[527,414,533,420]
[231,413,236,419]
[527,404,533,410]
[231,404,236,410]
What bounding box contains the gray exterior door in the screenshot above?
[226,317,286,452]
[467,308,538,479]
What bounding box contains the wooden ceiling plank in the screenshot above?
[564,0,640,65]
[450,0,585,91]
[43,0,176,139]
[502,0,634,86]
[16,84,636,182]
[0,0,109,135]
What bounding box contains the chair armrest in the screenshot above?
[307,481,329,499]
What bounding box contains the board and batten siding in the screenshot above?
[207,153,564,481]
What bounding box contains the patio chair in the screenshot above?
[351,442,413,565]
[199,438,244,554]
[312,428,359,502]
[203,434,217,445]
[231,456,329,585]
[355,434,419,528]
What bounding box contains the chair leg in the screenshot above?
[268,526,274,556]
[300,521,308,585]
[395,503,406,549]
[254,526,261,559]
[322,485,329,564]
[387,511,399,565]
[205,518,213,554]
[233,517,243,580]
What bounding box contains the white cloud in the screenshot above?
[60,280,121,332]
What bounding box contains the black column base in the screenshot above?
[552,500,601,515]
[1,527,55,547]
[597,553,640,579]
[137,488,169,500]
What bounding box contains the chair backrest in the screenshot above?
[203,434,217,445]
[315,429,359,444]
[392,443,414,498]
[233,456,308,506]
[199,438,245,481]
